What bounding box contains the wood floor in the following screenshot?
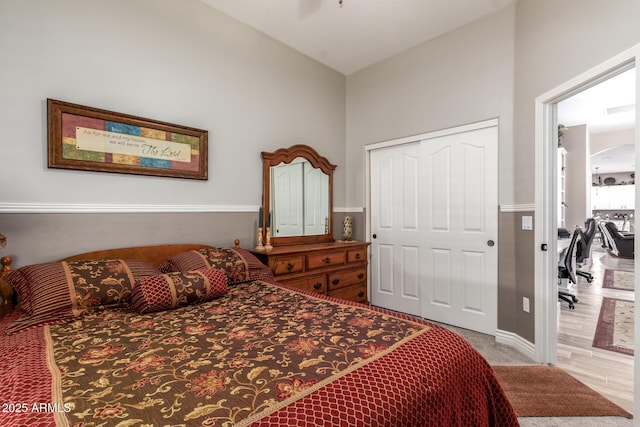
[556,246,634,413]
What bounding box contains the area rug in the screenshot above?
[602,269,634,291]
[593,297,634,356]
[492,365,632,418]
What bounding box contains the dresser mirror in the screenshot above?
[261,145,336,246]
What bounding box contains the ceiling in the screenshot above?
[558,68,636,174]
[558,68,636,135]
[199,0,516,75]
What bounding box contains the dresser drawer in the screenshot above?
[328,283,367,303]
[327,267,367,290]
[306,251,346,270]
[281,275,327,294]
[271,256,304,275]
[252,242,369,304]
[347,248,367,263]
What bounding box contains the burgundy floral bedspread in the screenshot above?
[0,280,517,427]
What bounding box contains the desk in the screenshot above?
[558,237,570,257]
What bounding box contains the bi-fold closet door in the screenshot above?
[368,122,498,335]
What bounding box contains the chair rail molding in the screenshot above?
[0,203,362,214]
[500,204,535,213]
[0,202,258,214]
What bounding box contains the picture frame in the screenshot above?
[47,99,208,180]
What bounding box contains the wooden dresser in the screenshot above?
[253,241,370,303]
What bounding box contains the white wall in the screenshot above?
[346,5,516,207]
[513,0,640,204]
[0,0,346,210]
[562,125,591,230]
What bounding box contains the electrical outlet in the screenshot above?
[523,297,530,313]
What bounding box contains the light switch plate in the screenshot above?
[522,215,533,231]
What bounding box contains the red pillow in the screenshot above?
[159,247,272,284]
[5,259,159,333]
[131,268,228,314]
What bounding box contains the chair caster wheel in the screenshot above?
[568,303,575,309]
[572,297,578,303]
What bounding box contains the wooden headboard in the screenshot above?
[59,244,215,269]
[0,241,241,317]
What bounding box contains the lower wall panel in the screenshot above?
[497,210,535,343]
[0,212,257,267]
[0,210,367,269]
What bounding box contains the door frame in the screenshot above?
[364,118,498,314]
[534,44,639,419]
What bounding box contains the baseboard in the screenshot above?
[495,329,537,362]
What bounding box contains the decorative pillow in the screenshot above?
[159,247,272,284]
[131,268,228,314]
[5,259,159,333]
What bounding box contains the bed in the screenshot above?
[0,242,518,427]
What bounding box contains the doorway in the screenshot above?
[534,45,640,419]
[553,68,636,412]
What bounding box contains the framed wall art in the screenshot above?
[47,99,208,180]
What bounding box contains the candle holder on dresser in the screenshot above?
[255,227,265,250]
[265,227,273,250]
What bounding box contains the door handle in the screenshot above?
[372,234,377,239]
[487,240,495,247]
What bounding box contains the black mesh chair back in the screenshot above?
[576,218,596,264]
[559,228,579,285]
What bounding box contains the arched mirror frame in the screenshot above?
[262,144,336,246]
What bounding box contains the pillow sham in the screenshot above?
[131,268,228,314]
[159,247,272,284]
[5,259,159,333]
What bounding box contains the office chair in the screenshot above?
[603,221,634,258]
[575,218,596,283]
[558,228,580,309]
[598,221,614,251]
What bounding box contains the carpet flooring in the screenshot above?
[592,297,634,356]
[492,365,632,419]
[602,269,634,291]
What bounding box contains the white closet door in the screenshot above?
[370,142,422,316]
[420,125,498,335]
[304,165,329,235]
[369,123,498,335]
[272,162,303,236]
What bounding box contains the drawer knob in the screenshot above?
[313,283,322,290]
[323,257,331,264]
[357,273,365,280]
[286,263,294,271]
[355,253,361,259]
[358,291,365,298]
[332,279,340,286]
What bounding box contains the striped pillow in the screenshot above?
[159,247,272,284]
[131,268,228,314]
[5,259,159,333]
